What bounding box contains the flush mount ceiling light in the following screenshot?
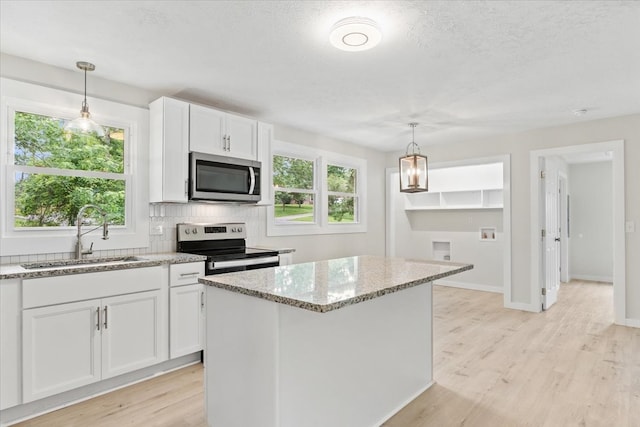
[64,61,105,137]
[399,123,429,193]
[330,16,382,52]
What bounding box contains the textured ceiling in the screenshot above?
[1,1,639,152]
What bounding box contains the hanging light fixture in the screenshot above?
[64,61,105,137]
[399,123,429,193]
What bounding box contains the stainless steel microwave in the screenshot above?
[189,152,261,203]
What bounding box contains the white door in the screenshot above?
[226,113,257,160]
[541,157,561,309]
[169,284,205,358]
[22,299,101,402]
[101,290,165,379]
[190,103,226,155]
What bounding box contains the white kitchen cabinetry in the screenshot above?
[21,267,166,403]
[189,103,257,161]
[149,96,190,203]
[257,122,274,205]
[1,279,21,410]
[169,262,205,358]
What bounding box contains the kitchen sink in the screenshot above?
[21,256,147,270]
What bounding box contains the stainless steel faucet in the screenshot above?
[76,204,109,259]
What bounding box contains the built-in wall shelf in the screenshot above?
[404,189,504,211]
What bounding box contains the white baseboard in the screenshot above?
[504,301,541,313]
[570,274,613,283]
[625,318,640,328]
[434,279,503,294]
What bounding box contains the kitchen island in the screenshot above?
[199,255,472,427]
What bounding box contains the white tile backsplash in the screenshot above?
[0,202,267,265]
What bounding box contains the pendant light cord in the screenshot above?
[405,123,420,155]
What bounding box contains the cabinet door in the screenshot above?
[169,284,205,358]
[22,300,101,402]
[101,290,166,379]
[149,97,190,203]
[190,104,226,155]
[226,113,258,160]
[2,279,21,410]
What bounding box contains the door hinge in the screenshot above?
[540,170,546,179]
[542,288,546,295]
[541,229,546,238]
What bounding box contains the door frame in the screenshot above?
[530,140,625,324]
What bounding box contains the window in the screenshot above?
[1,78,149,256]
[273,155,316,225]
[327,164,357,223]
[267,140,366,236]
[13,111,126,228]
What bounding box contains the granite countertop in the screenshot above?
[199,255,473,313]
[0,252,206,280]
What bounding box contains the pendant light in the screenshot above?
[64,61,105,137]
[399,123,429,193]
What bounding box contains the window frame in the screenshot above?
[0,78,149,256]
[267,140,367,237]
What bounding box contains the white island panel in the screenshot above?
[206,283,431,427]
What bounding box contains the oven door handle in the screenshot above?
[209,255,280,270]
[248,167,256,195]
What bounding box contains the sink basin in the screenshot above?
[21,256,147,270]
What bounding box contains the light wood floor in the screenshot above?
[14,281,640,427]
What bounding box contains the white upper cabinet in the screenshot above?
[149,97,190,203]
[189,104,257,161]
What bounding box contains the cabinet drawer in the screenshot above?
[23,267,162,309]
[170,262,205,287]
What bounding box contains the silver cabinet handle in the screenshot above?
[103,306,108,329]
[180,272,200,277]
[96,306,101,331]
[200,291,205,309]
[184,179,188,196]
[227,135,231,151]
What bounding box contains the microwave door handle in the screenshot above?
[248,167,256,194]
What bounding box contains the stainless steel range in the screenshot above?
[176,223,279,275]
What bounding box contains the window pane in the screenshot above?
[327,165,356,193]
[273,155,313,190]
[273,191,314,224]
[14,111,124,173]
[328,195,356,223]
[14,172,125,227]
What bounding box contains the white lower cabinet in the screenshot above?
[22,290,164,403]
[169,284,205,358]
[20,266,167,404]
[169,262,206,359]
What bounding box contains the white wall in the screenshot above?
[569,161,613,282]
[0,54,387,265]
[386,114,640,322]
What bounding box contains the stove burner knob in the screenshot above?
[184,229,190,235]
[192,228,198,235]
[238,227,243,232]
[231,227,237,232]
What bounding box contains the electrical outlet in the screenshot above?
[626,221,635,233]
[150,224,164,236]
